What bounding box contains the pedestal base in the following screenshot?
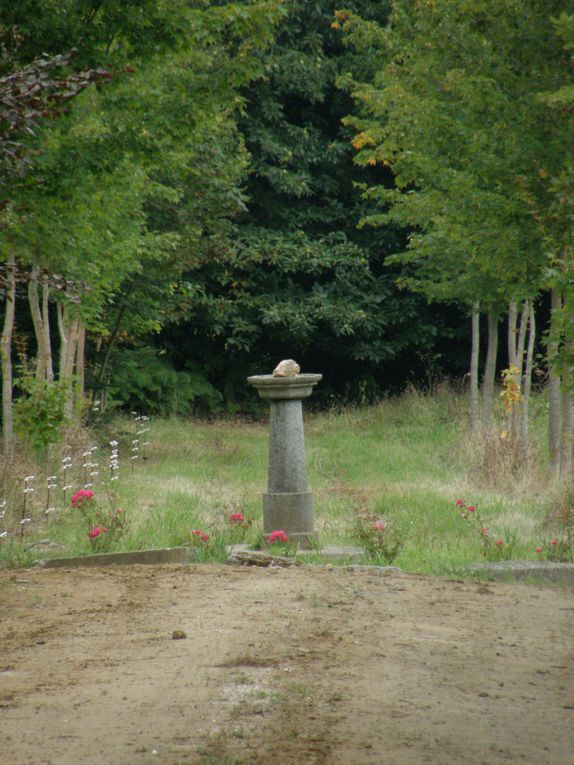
[263,491,317,549]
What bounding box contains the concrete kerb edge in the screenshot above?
[36,544,370,570]
[36,546,194,569]
[463,561,574,586]
[34,549,574,584]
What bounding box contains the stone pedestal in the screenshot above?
[247,373,322,548]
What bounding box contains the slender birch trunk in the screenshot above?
[516,301,528,375]
[482,312,498,429]
[41,271,53,381]
[560,390,574,477]
[512,300,529,436]
[521,302,535,443]
[57,302,69,380]
[28,258,46,381]
[548,288,563,469]
[28,255,53,383]
[76,321,85,400]
[507,301,517,367]
[57,302,80,418]
[1,251,16,455]
[559,289,574,476]
[96,302,127,411]
[470,302,480,432]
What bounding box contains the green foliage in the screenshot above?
[13,376,68,452]
[0,540,38,569]
[0,389,555,572]
[538,12,574,390]
[1,0,288,427]
[154,0,467,406]
[106,347,223,415]
[456,499,518,562]
[340,0,573,312]
[190,532,228,564]
[353,510,404,564]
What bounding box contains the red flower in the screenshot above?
[551,539,558,546]
[200,533,209,543]
[495,539,504,546]
[480,527,489,537]
[229,513,245,525]
[455,499,464,507]
[535,546,543,554]
[88,526,101,539]
[268,530,288,544]
[468,506,476,513]
[72,489,95,508]
[372,520,386,531]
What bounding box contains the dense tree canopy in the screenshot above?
[3,0,574,445]
[338,0,574,457]
[155,0,467,407]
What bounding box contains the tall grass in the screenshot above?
[0,386,567,573]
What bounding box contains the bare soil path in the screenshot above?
[1,564,573,765]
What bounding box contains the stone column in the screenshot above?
[247,372,322,548]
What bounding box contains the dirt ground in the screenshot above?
[0,563,573,765]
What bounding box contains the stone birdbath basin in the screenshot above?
[247,363,321,548]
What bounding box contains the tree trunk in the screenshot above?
[512,300,529,436]
[41,271,54,381]
[28,255,54,382]
[521,302,535,443]
[482,312,499,429]
[65,319,80,381]
[96,302,127,410]
[548,289,563,469]
[560,390,574,477]
[516,301,528,376]
[1,251,16,455]
[470,302,480,432]
[559,289,574,476]
[507,301,517,367]
[57,302,80,418]
[76,321,86,400]
[57,301,69,381]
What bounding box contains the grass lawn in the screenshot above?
[0,388,569,573]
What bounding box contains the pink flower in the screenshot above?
[268,530,288,544]
[551,539,558,546]
[480,527,489,537]
[372,520,386,531]
[200,533,209,543]
[455,499,464,507]
[468,506,476,513]
[495,539,504,546]
[535,546,543,554]
[88,526,101,539]
[229,513,245,525]
[72,489,95,508]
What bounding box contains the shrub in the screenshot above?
[14,377,68,452]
